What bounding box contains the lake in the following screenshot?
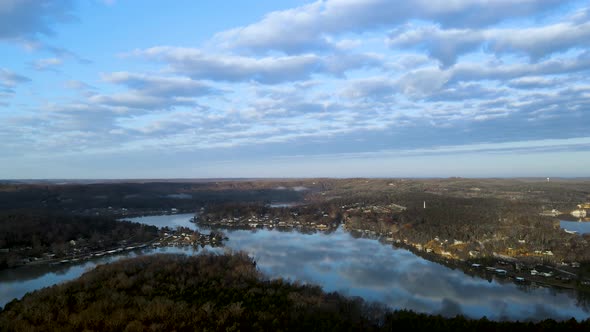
[1,213,588,321]
[124,213,198,230]
[560,220,590,235]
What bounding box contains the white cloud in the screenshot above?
[102,72,217,97]
[277,136,590,160]
[0,68,31,90]
[213,0,565,54]
[30,57,63,71]
[396,67,451,96]
[130,46,382,84]
[87,93,194,111]
[507,76,561,89]
[132,47,324,83]
[341,77,396,100]
[388,20,590,66]
[449,52,590,83]
[0,68,31,105]
[64,79,94,90]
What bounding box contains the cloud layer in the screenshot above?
[214,0,565,54]
[0,0,589,177]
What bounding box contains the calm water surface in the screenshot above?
[126,213,199,229]
[1,214,588,322]
[560,220,590,235]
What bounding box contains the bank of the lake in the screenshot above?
[0,245,220,309]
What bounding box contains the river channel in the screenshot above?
[1,213,588,321]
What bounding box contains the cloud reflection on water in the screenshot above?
[223,226,588,321]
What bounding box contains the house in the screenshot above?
[571,209,587,218]
[540,209,560,217]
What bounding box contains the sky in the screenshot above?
[0,0,589,179]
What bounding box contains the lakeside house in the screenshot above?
[540,209,561,217]
[571,209,587,218]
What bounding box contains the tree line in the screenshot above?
[0,211,158,268]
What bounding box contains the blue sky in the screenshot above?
[1,0,589,179]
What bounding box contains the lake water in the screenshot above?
[1,214,588,322]
[560,220,590,235]
[269,202,298,208]
[123,213,198,230]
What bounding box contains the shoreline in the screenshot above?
[2,223,224,270]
